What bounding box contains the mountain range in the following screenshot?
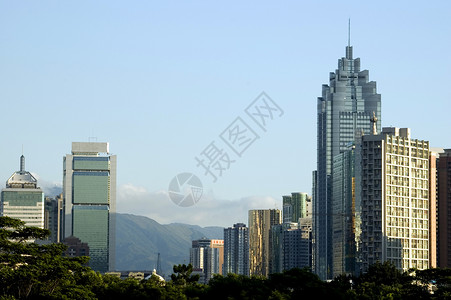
[115,213,224,277]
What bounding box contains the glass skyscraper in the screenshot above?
[314,43,381,279]
[282,192,308,223]
[248,209,281,277]
[63,142,116,273]
[332,145,357,276]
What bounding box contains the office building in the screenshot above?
[282,192,308,223]
[1,155,44,229]
[63,142,116,273]
[359,127,431,272]
[332,144,358,276]
[223,223,249,276]
[437,149,451,267]
[314,41,381,279]
[270,222,288,274]
[44,193,63,243]
[248,209,281,277]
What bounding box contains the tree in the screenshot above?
[0,216,93,299]
[170,264,200,286]
[351,262,431,299]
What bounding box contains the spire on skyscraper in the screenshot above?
[346,19,352,59]
[348,18,351,48]
[20,155,25,173]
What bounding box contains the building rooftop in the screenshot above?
[5,155,38,189]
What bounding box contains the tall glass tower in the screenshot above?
[63,142,116,273]
[248,209,281,277]
[314,43,381,280]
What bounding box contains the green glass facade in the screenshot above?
[2,190,44,206]
[1,189,44,228]
[73,172,109,204]
[73,206,109,272]
[63,142,116,273]
[73,157,109,171]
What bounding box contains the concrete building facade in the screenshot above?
[359,128,431,272]
[223,223,249,276]
[190,238,224,283]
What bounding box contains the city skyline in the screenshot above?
[0,2,450,227]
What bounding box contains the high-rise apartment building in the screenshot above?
[271,222,312,273]
[283,223,311,271]
[190,238,224,283]
[248,209,281,277]
[223,223,249,276]
[314,42,381,279]
[63,142,116,273]
[437,149,451,267]
[1,155,44,229]
[359,127,431,272]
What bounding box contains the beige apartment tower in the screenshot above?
[359,127,432,272]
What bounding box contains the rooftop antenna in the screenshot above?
[346,18,352,59]
[156,252,163,276]
[348,18,351,48]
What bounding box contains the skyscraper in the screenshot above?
[63,142,116,273]
[1,155,44,229]
[314,41,381,279]
[282,192,308,223]
[359,127,431,272]
[437,149,451,267]
[223,223,249,276]
[248,209,281,277]
[332,144,357,276]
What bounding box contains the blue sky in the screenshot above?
[1,1,450,226]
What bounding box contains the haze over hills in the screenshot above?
[115,213,224,276]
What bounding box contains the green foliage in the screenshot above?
[3,216,451,299]
[0,216,93,299]
[171,264,200,286]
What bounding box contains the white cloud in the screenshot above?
[32,173,62,197]
[116,184,280,227]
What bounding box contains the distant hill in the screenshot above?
[115,213,224,277]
